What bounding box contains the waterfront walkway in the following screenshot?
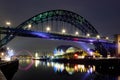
[0,70,6,80]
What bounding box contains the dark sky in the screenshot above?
[0,0,120,53]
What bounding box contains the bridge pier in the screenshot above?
[0,28,1,42]
[114,34,120,57]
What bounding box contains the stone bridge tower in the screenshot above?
[115,34,120,56]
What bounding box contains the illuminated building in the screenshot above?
[115,34,120,56]
[53,45,88,59]
[53,45,101,59]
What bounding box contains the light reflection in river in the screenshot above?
[46,62,95,75]
[13,59,119,80]
[19,59,95,74]
[19,59,34,71]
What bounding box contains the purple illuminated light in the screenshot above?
[31,32,49,38]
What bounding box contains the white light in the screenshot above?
[86,33,90,37]
[6,21,11,26]
[96,35,100,39]
[3,56,11,61]
[28,24,32,29]
[35,52,38,58]
[90,51,93,56]
[7,47,10,50]
[62,29,66,33]
[47,62,50,67]
[75,31,79,35]
[35,60,40,68]
[106,37,109,40]
[107,54,111,58]
[46,27,51,31]
[51,56,54,59]
[8,49,14,57]
[1,52,4,56]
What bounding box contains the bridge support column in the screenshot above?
[0,30,1,48]
[0,30,1,41]
[114,34,120,57]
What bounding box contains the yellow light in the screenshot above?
[75,31,79,35]
[46,27,51,31]
[26,59,30,63]
[47,62,50,67]
[35,60,40,68]
[78,65,85,69]
[62,29,66,33]
[28,24,32,29]
[1,52,4,56]
[96,35,100,39]
[35,52,38,58]
[86,33,90,37]
[6,21,11,26]
[78,56,85,59]
[106,37,109,40]
[3,56,11,61]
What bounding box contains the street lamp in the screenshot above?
[75,31,79,35]
[106,37,109,40]
[1,52,4,56]
[6,21,11,27]
[46,26,51,32]
[62,29,66,33]
[86,33,90,37]
[96,35,100,39]
[28,24,32,29]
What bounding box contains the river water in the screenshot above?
[12,59,120,80]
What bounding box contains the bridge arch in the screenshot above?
[0,9,99,47]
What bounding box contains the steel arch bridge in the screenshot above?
[0,9,115,56]
[0,9,99,47]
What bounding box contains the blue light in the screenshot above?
[87,67,93,73]
[53,66,58,72]
[7,49,14,57]
[89,39,94,42]
[31,31,49,38]
[60,49,64,54]
[54,48,58,54]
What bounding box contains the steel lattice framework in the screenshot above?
[0,9,99,47]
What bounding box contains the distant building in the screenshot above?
[53,45,89,59]
[54,45,79,55]
[53,45,101,59]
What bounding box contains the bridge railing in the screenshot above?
[0,26,114,43]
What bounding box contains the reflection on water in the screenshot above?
[19,59,95,74]
[12,59,120,80]
[46,62,95,75]
[19,59,34,71]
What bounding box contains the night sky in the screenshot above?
[0,0,120,53]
